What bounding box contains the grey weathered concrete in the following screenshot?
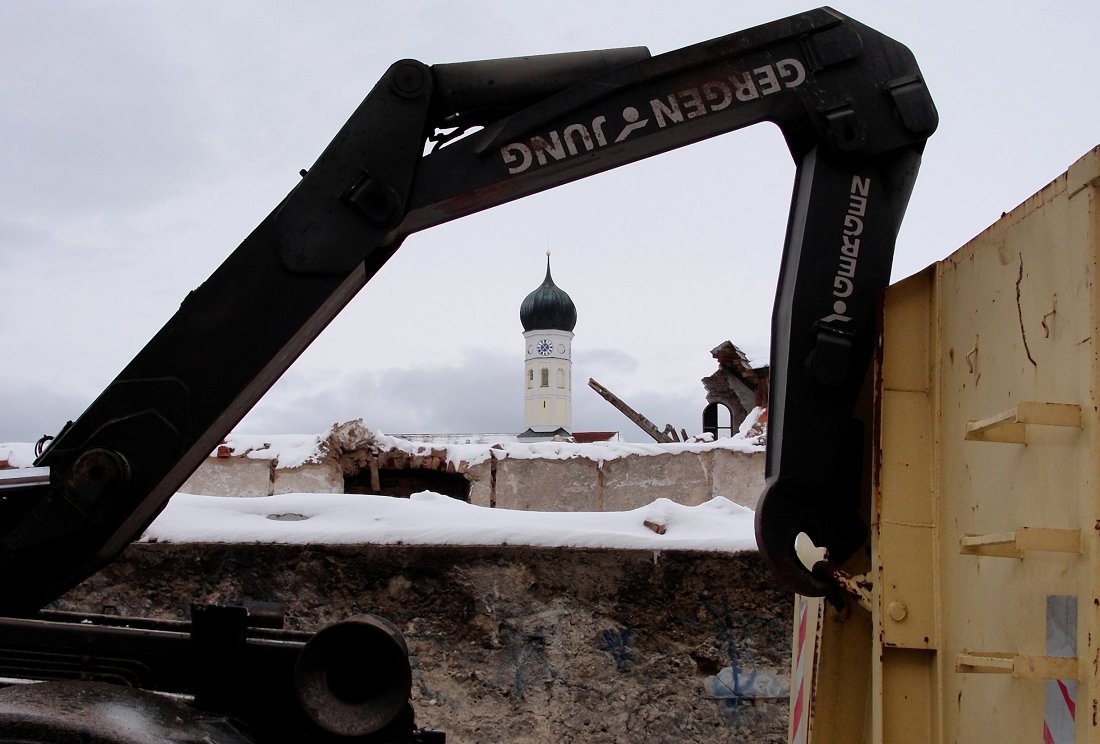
[181,441,766,512]
[473,449,765,512]
[491,456,602,511]
[54,545,791,744]
[710,450,766,509]
[179,458,273,497]
[601,451,711,511]
[273,463,343,495]
[180,459,343,498]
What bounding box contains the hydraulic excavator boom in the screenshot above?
[0,8,935,741]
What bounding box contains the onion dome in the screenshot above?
[520,257,577,332]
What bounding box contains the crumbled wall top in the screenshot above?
[2,409,766,474]
[322,412,766,471]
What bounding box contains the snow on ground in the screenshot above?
[141,491,757,552]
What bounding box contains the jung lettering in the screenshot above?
[499,58,807,175]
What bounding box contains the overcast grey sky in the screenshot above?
[1,1,1097,443]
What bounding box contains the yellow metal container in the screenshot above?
[795,145,1100,743]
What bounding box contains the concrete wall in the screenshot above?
[462,448,764,512]
[182,446,766,512]
[180,460,342,498]
[53,544,791,744]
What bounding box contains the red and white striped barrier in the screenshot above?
[790,595,822,744]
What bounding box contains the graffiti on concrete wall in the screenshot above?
[696,594,790,717]
[597,627,637,670]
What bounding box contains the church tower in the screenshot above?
[519,254,577,439]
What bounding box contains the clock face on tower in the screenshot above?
[536,339,553,356]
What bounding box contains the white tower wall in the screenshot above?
[523,328,573,435]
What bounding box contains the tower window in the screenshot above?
[527,369,533,389]
[540,368,549,387]
[557,368,566,388]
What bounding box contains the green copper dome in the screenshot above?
[520,257,577,332]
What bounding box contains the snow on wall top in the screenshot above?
[321,407,767,470]
[0,442,36,468]
[2,408,766,473]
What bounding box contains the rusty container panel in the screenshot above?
[879,145,1100,743]
[799,145,1100,743]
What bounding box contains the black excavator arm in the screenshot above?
[0,7,935,741]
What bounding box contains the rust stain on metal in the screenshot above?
[1041,296,1057,338]
[814,561,873,613]
[1016,255,1037,367]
